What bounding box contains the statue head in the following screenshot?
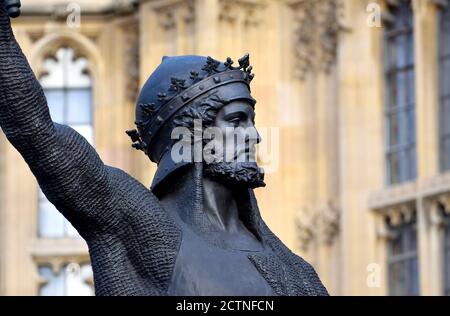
[127,54,265,192]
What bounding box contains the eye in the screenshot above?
[228,117,241,126]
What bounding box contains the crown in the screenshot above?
[126,54,255,156]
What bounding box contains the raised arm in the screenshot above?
[0,3,118,234]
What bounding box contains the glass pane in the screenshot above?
[44,89,64,123]
[388,152,400,184]
[388,113,400,146]
[442,99,450,135]
[38,199,65,238]
[407,109,416,143]
[66,56,92,88]
[406,226,417,252]
[399,110,408,146]
[405,34,414,66]
[400,149,412,183]
[409,257,419,295]
[389,261,406,296]
[396,35,406,68]
[441,7,450,57]
[442,59,450,97]
[396,72,407,108]
[40,47,91,89]
[406,70,415,105]
[408,147,417,180]
[40,58,65,89]
[390,234,403,256]
[387,38,397,70]
[388,75,398,108]
[442,138,450,171]
[402,1,413,28]
[39,264,94,296]
[72,125,94,145]
[66,89,92,125]
[39,266,65,296]
[388,222,419,296]
[65,263,94,296]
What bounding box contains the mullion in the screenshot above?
[385,104,415,114]
[385,65,414,76]
[388,252,418,264]
[386,28,413,38]
[386,143,416,154]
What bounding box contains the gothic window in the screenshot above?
[39,263,93,296]
[38,47,93,238]
[387,214,420,296]
[439,1,450,172]
[384,0,416,185]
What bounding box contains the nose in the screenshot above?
[245,117,261,144]
[256,130,262,144]
[243,128,261,145]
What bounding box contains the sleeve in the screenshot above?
[0,4,118,232]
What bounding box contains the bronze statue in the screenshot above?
[0,2,327,295]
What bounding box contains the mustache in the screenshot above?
[233,144,256,160]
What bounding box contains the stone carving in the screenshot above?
[219,0,266,27]
[296,207,317,251]
[288,0,344,80]
[154,0,195,31]
[296,201,340,251]
[319,201,340,245]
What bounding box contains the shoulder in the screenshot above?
[104,165,161,208]
[104,165,181,237]
[258,221,329,295]
[102,166,182,293]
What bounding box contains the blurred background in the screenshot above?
[0,0,448,296]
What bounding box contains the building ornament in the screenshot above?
[287,0,345,80]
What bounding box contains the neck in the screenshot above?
[202,177,242,232]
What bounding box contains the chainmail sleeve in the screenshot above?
[0,4,119,233]
[0,5,184,295]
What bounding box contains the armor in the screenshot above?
[0,2,328,296]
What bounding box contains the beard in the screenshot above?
[203,161,266,189]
